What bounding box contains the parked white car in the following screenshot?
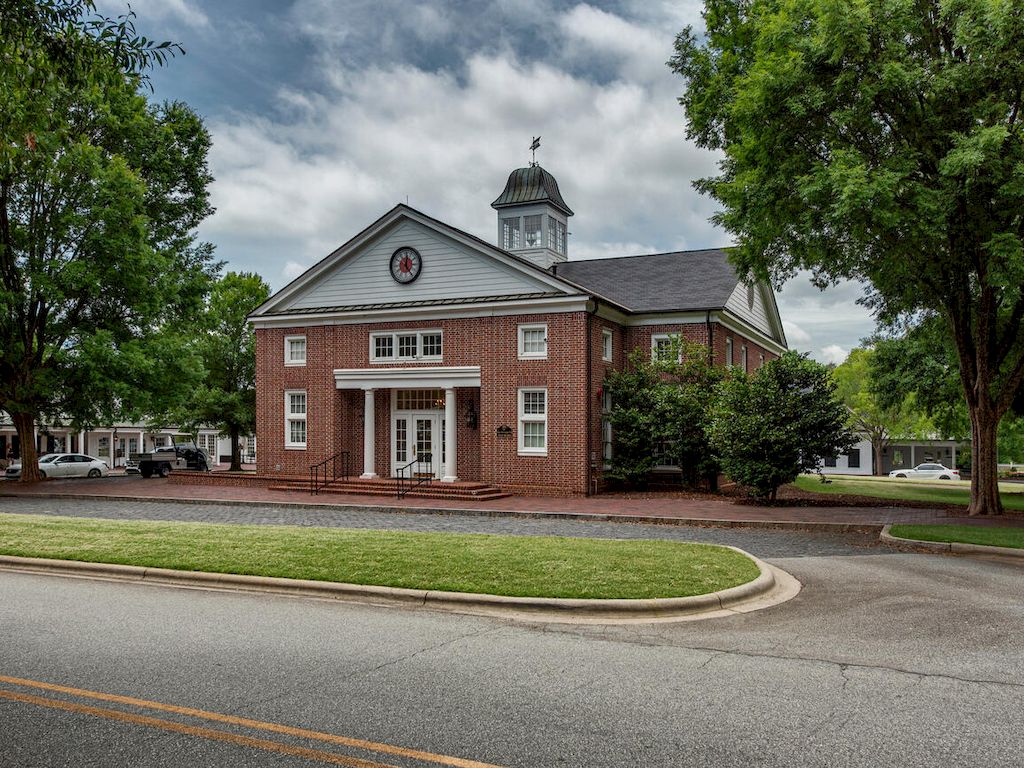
[889,463,960,480]
[4,453,110,480]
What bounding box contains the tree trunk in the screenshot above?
[12,411,41,483]
[967,406,1002,516]
[229,425,241,472]
[873,437,886,476]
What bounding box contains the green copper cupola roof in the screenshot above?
[490,165,574,217]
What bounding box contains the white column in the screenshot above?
[138,431,145,455]
[360,388,378,479]
[79,430,86,454]
[442,388,458,483]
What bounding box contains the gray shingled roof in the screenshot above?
[552,249,740,313]
[491,165,574,216]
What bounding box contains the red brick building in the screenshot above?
[250,165,787,496]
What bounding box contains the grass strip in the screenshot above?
[889,524,1024,550]
[0,513,760,600]
[793,476,1024,511]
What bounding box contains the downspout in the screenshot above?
[586,301,596,496]
[706,310,714,366]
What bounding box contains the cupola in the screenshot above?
[491,164,573,269]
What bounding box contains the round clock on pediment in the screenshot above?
[389,247,422,284]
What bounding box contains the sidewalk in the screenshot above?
[4,475,1020,529]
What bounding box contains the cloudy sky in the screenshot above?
[97,0,874,363]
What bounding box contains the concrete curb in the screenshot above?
[0,490,885,534]
[0,547,796,623]
[880,524,1024,558]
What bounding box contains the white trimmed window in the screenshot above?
[284,335,306,366]
[518,324,548,359]
[518,388,547,455]
[602,328,613,362]
[651,333,680,362]
[285,390,307,449]
[370,330,443,362]
[502,217,521,249]
[524,215,543,247]
[725,337,734,368]
[547,216,566,254]
[741,344,748,372]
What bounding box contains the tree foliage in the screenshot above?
[175,272,270,471]
[708,352,855,500]
[671,0,1024,514]
[606,340,723,489]
[0,1,217,480]
[831,347,933,474]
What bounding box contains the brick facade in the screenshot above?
[256,313,778,497]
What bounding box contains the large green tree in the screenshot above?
[0,1,217,481]
[176,272,270,471]
[831,347,931,475]
[672,0,1024,514]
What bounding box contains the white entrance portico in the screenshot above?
[334,367,481,483]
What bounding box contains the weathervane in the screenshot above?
[530,136,541,166]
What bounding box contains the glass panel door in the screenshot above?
[415,417,435,477]
[393,416,409,476]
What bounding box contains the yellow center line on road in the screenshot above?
[0,675,504,768]
[0,689,396,768]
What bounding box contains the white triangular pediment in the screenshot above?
[259,208,575,315]
[725,280,786,345]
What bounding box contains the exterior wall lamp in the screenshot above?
[465,401,478,429]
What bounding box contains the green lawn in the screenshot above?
[793,475,1024,511]
[889,524,1024,550]
[0,514,760,600]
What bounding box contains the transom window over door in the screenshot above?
[395,389,445,410]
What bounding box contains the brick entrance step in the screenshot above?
[267,477,511,501]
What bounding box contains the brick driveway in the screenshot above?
[0,474,981,526]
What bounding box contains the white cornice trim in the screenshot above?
[250,296,592,328]
[335,366,482,389]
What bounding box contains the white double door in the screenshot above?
[392,413,445,478]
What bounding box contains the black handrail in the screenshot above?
[396,452,433,498]
[310,451,351,495]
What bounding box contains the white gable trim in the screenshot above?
[252,205,582,318]
[716,311,788,356]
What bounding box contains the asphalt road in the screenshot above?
[1,500,1023,766]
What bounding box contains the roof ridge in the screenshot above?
[557,247,733,266]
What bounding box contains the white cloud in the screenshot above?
[782,320,811,347]
[820,344,850,365]
[281,260,308,281]
[96,0,209,29]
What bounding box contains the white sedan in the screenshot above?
[4,453,110,480]
[889,463,960,480]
